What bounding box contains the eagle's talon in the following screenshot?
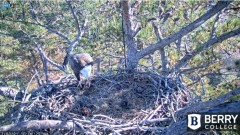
[77,81,83,88]
[84,79,91,89]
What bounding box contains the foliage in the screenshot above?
[0,1,239,133]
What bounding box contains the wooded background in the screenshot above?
[0,0,239,134]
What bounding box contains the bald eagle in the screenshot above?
[68,53,93,81]
[63,52,93,87]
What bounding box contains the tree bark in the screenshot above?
[122,0,139,70]
[0,120,77,132]
[163,101,240,135]
[121,1,232,71]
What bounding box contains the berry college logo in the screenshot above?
[188,114,201,130]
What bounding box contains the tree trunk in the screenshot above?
[122,0,139,70]
[126,37,139,70]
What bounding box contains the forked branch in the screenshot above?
[138,1,232,58]
[173,27,240,71]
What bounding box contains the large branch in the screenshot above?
[62,1,88,68]
[0,120,77,132]
[65,0,88,53]
[66,0,81,40]
[163,101,240,135]
[66,19,87,53]
[34,22,71,43]
[138,1,232,58]
[175,87,240,118]
[122,0,139,69]
[152,23,168,75]
[173,27,240,71]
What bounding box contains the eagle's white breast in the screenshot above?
[80,65,92,78]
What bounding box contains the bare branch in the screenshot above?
[34,41,64,71]
[1,18,71,43]
[67,19,87,53]
[152,23,163,40]
[132,23,142,37]
[22,73,37,101]
[180,60,218,73]
[152,22,168,75]
[210,12,221,39]
[173,27,240,71]
[65,0,88,53]
[34,67,42,87]
[66,0,81,39]
[62,1,88,68]
[138,1,232,58]
[34,22,71,43]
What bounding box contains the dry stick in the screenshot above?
[139,117,172,125]
[22,73,37,102]
[92,114,115,122]
[146,105,162,120]
[15,73,38,123]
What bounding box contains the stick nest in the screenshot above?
[1,70,192,134]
